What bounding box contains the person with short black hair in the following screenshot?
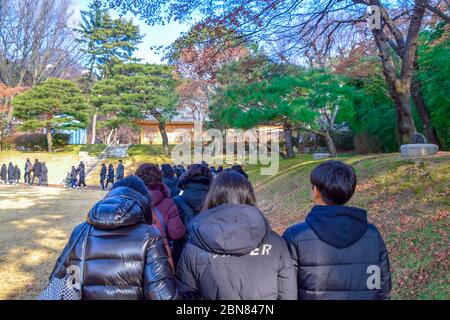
[77,161,87,189]
[24,159,32,184]
[231,164,248,179]
[176,171,297,300]
[283,160,391,300]
[116,160,125,181]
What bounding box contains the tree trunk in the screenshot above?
[283,123,295,158]
[393,84,417,145]
[411,53,442,148]
[370,0,423,146]
[106,128,114,145]
[411,78,442,148]
[325,130,337,157]
[90,113,97,144]
[46,125,53,152]
[113,128,118,145]
[158,121,170,155]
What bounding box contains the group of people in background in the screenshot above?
[67,161,87,189]
[45,159,391,300]
[99,160,124,190]
[0,159,48,186]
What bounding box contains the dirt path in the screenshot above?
[0,185,105,299]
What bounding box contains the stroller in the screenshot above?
[63,172,71,188]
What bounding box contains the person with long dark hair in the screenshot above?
[176,171,297,300]
[173,163,212,226]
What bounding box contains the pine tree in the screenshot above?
[75,0,143,144]
[12,78,88,152]
[91,63,178,154]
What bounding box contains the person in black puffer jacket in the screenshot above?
[283,160,391,300]
[161,164,180,198]
[177,171,297,300]
[173,163,212,226]
[48,175,179,300]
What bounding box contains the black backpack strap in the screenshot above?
[50,223,89,281]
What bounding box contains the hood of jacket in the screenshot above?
[305,205,368,248]
[188,204,271,256]
[179,174,210,190]
[87,186,152,230]
[181,181,210,213]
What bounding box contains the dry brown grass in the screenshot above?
[0,185,105,299]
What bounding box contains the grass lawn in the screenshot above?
[86,144,173,185]
[250,152,449,300]
[0,151,448,299]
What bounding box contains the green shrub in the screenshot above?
[15,132,70,151]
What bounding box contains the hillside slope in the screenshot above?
[249,153,449,300]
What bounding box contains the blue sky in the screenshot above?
[73,0,192,64]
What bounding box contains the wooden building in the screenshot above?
[135,116,283,145]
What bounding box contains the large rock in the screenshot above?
[313,153,331,160]
[400,144,438,158]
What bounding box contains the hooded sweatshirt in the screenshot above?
[283,205,392,300]
[174,175,211,226]
[176,204,297,300]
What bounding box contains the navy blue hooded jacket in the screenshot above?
[283,205,391,300]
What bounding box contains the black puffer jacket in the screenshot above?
[283,205,391,300]
[163,176,180,198]
[174,175,210,225]
[176,204,297,300]
[50,186,178,300]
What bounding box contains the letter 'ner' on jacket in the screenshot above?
[176,203,298,300]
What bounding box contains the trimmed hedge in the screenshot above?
[15,132,70,151]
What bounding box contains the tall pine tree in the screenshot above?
[76,0,143,143]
